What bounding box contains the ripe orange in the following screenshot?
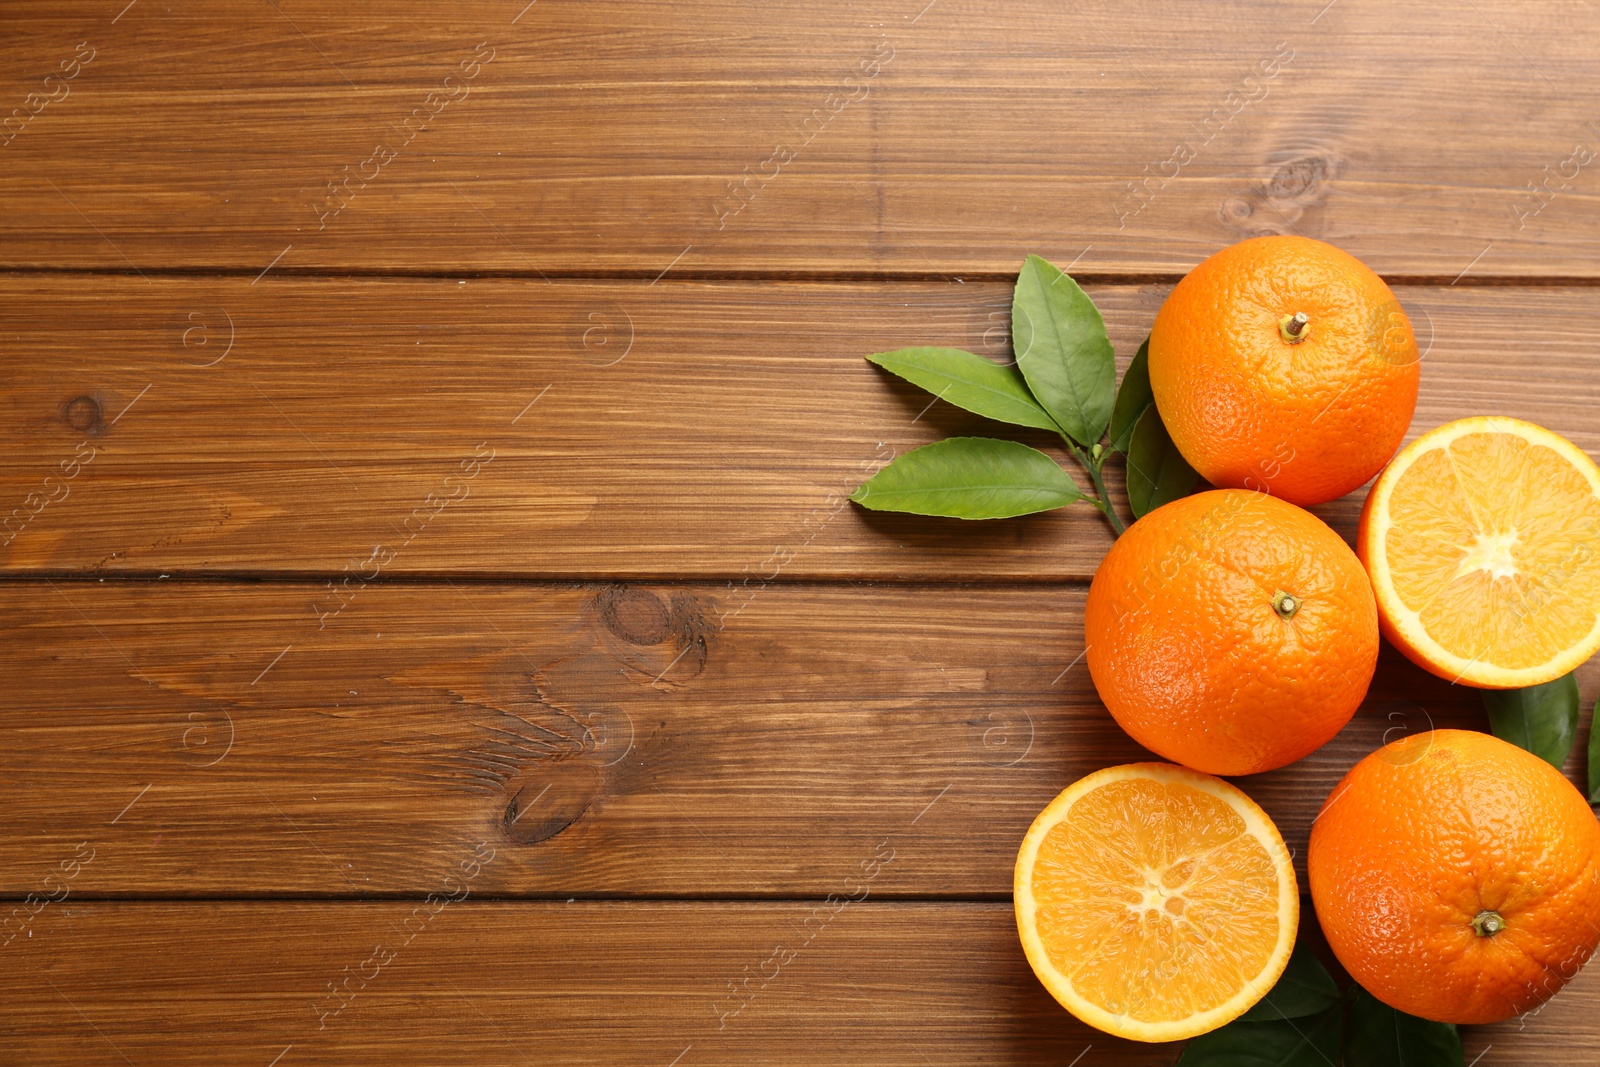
[1015,762,1297,1042]
[1085,488,1378,777]
[1309,729,1600,1024]
[1149,235,1420,506]
[1359,416,1600,688]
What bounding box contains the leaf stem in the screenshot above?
[1063,437,1126,536]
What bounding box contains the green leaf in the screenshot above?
[1589,698,1600,804]
[1010,254,1115,446]
[865,347,1060,431]
[1107,335,1153,454]
[849,437,1083,519]
[1125,405,1199,519]
[1483,671,1580,769]
[1176,1003,1342,1067]
[1346,987,1464,1067]
[1237,944,1343,1023]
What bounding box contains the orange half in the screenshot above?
[1359,417,1600,688]
[1014,763,1298,1043]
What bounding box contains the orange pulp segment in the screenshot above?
[1358,416,1600,688]
[1013,763,1298,1043]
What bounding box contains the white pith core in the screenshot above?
[1367,416,1600,686]
[1456,529,1520,581]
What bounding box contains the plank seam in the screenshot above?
[0,893,1019,903]
[2,267,1598,286]
[0,574,1096,587]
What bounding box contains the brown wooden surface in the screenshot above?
[2,1,1599,278]
[0,902,1589,1066]
[4,280,1600,579]
[6,0,1600,1062]
[11,580,1582,898]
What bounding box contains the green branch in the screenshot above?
[1064,437,1126,537]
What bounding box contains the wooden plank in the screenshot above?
[1,0,1598,277]
[0,901,1591,1064]
[4,580,1590,897]
[3,278,1599,579]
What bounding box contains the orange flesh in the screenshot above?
[1385,432,1600,670]
[1029,778,1282,1023]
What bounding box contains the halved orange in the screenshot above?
[1014,763,1298,1043]
[1358,416,1600,688]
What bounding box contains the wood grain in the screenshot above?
[8,1,1600,1059]
[2,0,1599,277]
[4,278,1600,579]
[3,579,1593,897]
[0,900,1587,1065]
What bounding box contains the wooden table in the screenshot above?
[3,1,1598,1062]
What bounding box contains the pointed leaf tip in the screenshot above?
[1484,672,1579,769]
[865,347,1060,431]
[1589,693,1600,804]
[1236,943,1342,1023]
[1108,334,1153,455]
[1125,405,1198,519]
[1011,255,1115,446]
[850,437,1083,520]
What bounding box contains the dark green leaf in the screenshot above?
[849,437,1082,519]
[1589,697,1600,804]
[1125,405,1199,519]
[1176,1003,1342,1067]
[1107,335,1153,454]
[1237,944,1343,1023]
[1010,254,1115,446]
[1483,671,1579,769]
[865,347,1060,431]
[1346,987,1463,1067]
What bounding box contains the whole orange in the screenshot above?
[1149,235,1420,506]
[1085,488,1378,777]
[1309,729,1600,1024]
